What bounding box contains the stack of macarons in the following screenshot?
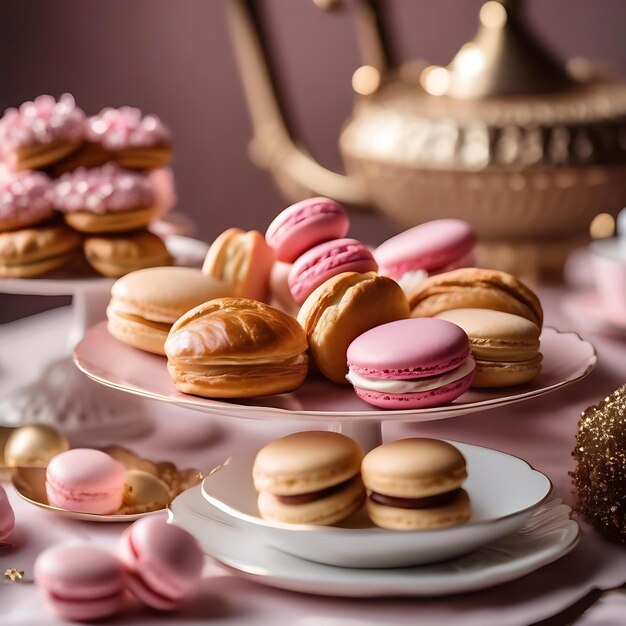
[251,432,471,531]
[34,517,203,620]
[0,94,176,278]
[265,197,378,307]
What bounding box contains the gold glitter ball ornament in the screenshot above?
[572,384,626,543]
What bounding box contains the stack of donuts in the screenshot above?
[0,94,174,278]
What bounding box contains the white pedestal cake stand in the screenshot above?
[0,235,209,439]
[74,324,597,451]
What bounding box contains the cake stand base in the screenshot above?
[328,420,382,451]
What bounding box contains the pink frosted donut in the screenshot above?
[0,170,54,231]
[87,107,171,150]
[54,164,155,214]
[0,94,85,167]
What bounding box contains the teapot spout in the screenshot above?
[225,0,369,206]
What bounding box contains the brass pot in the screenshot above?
[226,0,626,280]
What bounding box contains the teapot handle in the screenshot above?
[225,0,390,207]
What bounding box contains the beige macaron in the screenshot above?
[202,228,275,302]
[298,272,410,384]
[107,266,232,355]
[253,431,365,525]
[64,205,156,234]
[0,224,82,278]
[84,230,172,278]
[362,438,471,530]
[408,268,543,328]
[435,308,542,387]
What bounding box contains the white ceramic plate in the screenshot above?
[74,326,597,423]
[0,235,209,295]
[200,442,552,568]
[169,486,580,597]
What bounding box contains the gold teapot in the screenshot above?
[226,0,626,280]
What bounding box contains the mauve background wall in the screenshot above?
[1,0,625,322]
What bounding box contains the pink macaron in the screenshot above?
[346,318,475,409]
[46,448,126,515]
[289,237,378,305]
[266,197,349,263]
[34,544,126,621]
[374,219,476,279]
[0,484,15,543]
[119,517,204,611]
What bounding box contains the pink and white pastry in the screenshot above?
[45,448,126,514]
[0,484,15,543]
[0,170,54,231]
[266,197,349,263]
[0,94,85,170]
[87,106,171,151]
[119,517,204,611]
[34,544,125,621]
[375,219,476,280]
[346,318,475,409]
[288,238,378,305]
[54,164,154,215]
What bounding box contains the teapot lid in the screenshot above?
[420,0,574,100]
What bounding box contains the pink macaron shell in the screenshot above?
[45,448,126,515]
[34,544,125,621]
[119,517,204,611]
[354,367,475,409]
[266,197,349,262]
[347,318,471,380]
[0,484,15,542]
[288,238,377,305]
[375,219,476,278]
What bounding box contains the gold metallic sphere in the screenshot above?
[590,213,616,239]
[4,424,69,468]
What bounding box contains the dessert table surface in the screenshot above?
[1,288,625,626]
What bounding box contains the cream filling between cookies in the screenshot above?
[347,357,475,394]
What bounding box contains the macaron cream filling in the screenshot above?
[369,488,461,510]
[275,475,360,505]
[346,357,475,393]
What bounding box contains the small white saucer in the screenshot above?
[200,442,552,568]
[169,486,580,597]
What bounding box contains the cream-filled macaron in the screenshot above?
[435,308,542,387]
[253,431,365,525]
[107,267,232,355]
[84,230,172,277]
[362,438,471,530]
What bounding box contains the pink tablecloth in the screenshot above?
[1,288,626,626]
